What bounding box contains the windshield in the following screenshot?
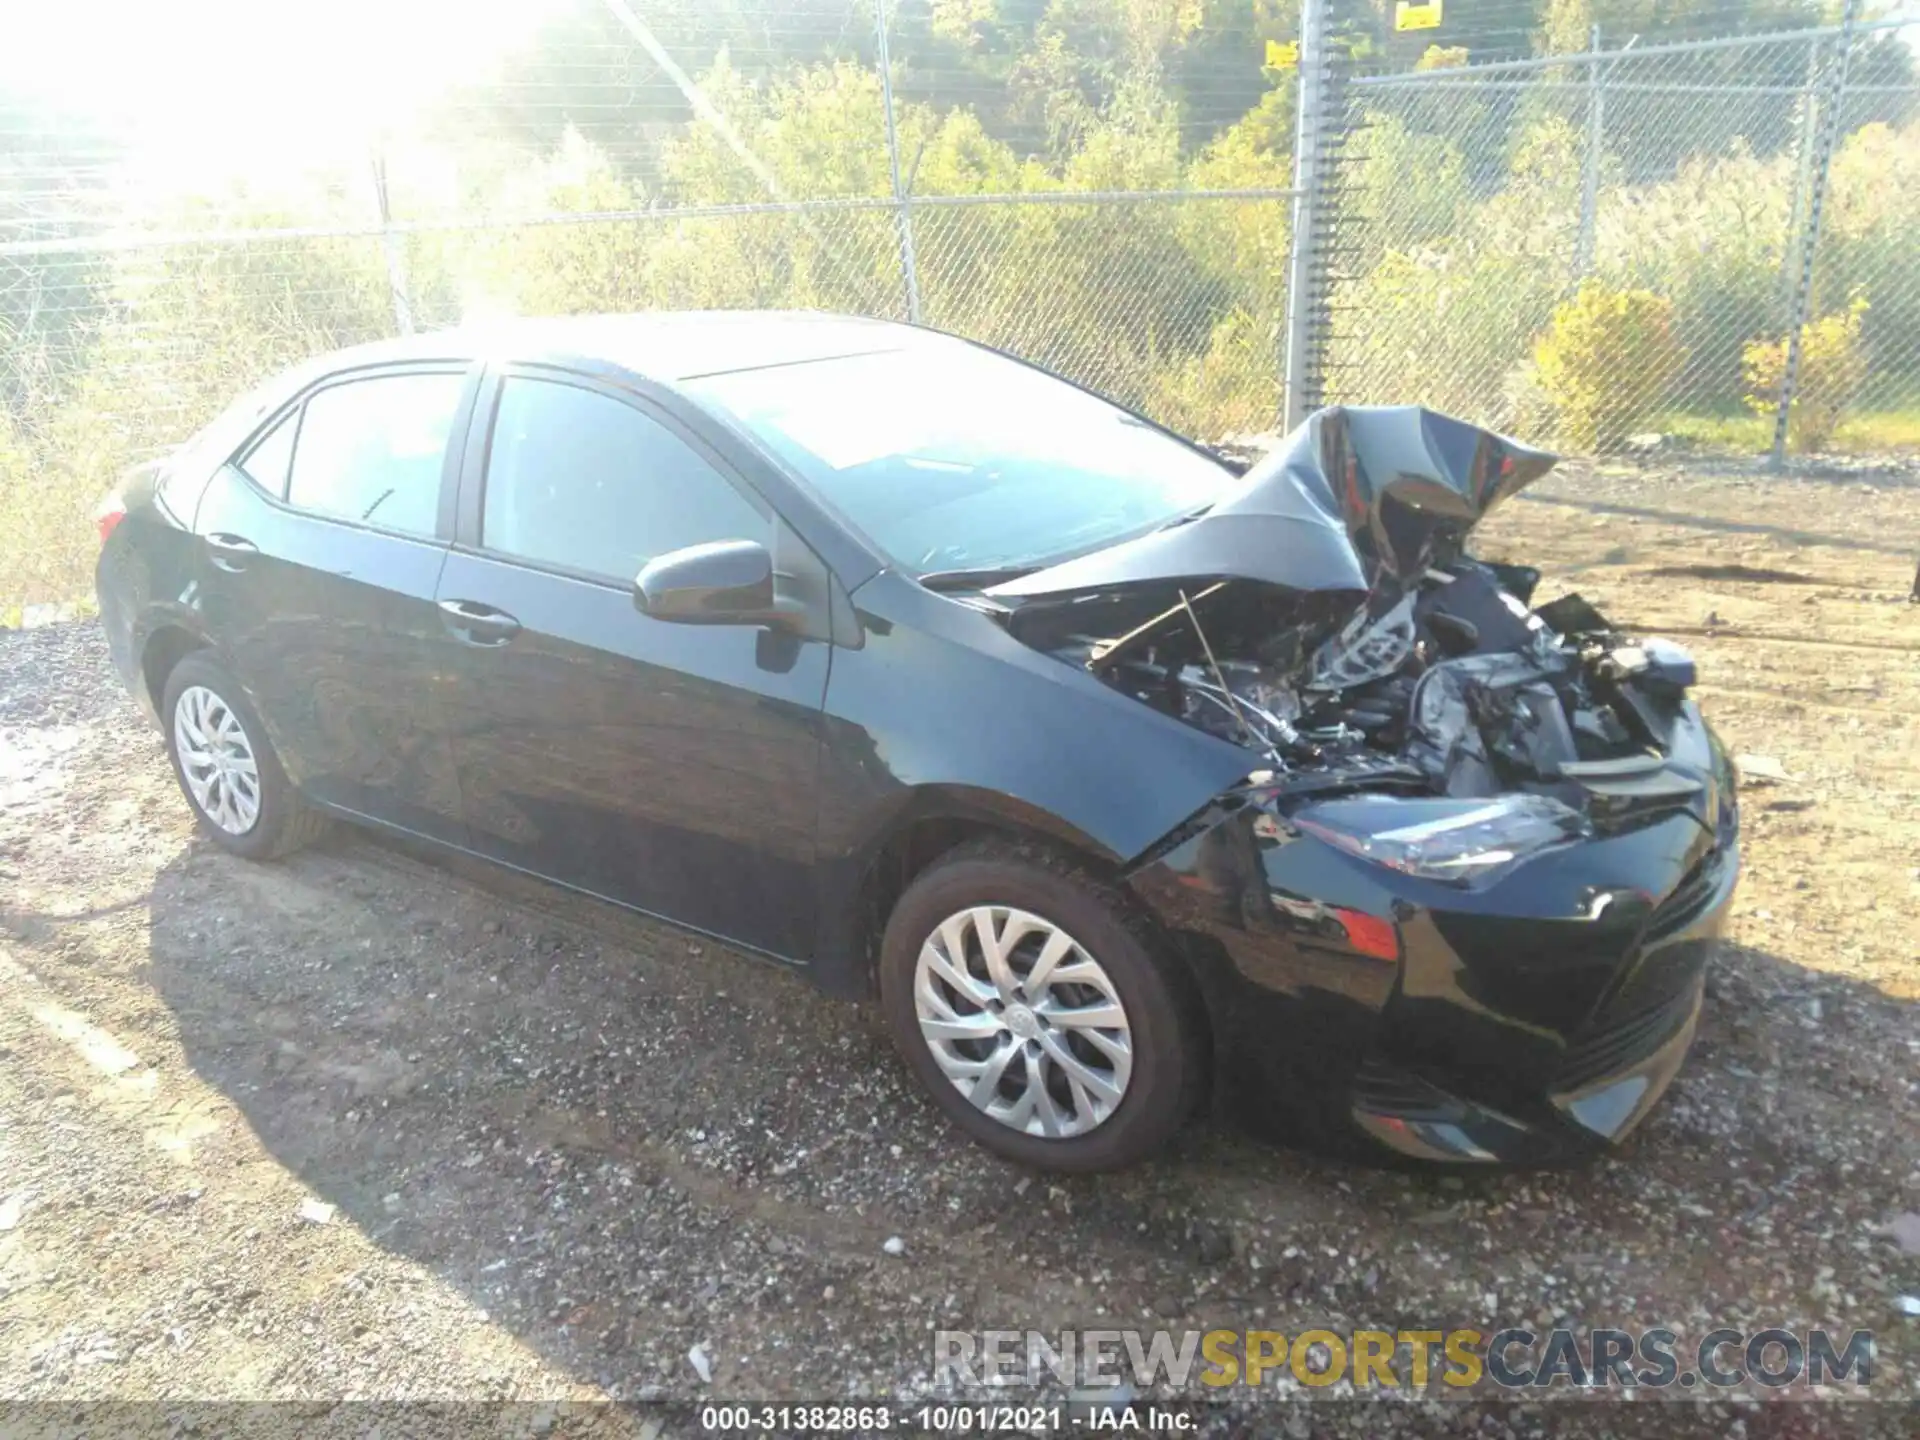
[684,344,1234,578]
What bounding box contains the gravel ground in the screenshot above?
[1,457,1917,1437]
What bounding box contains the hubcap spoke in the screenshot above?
[998,1060,1051,1135]
[1039,1030,1126,1107]
[912,904,1133,1140]
[1020,928,1075,998]
[966,1037,1019,1111]
[1065,1071,1100,1126]
[922,925,996,1008]
[1038,999,1127,1032]
[919,1012,1003,1044]
[970,906,1023,1002]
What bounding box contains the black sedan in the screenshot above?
[95,312,1739,1171]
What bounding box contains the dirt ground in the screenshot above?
[1,455,1917,1435]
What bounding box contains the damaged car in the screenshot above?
[95,312,1739,1172]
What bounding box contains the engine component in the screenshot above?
[1049,555,1665,806]
[1417,563,1553,660]
[1177,662,1301,753]
[1308,594,1416,692]
[1533,591,1614,637]
[1597,637,1698,696]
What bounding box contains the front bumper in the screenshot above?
[1128,707,1740,1166]
[1345,830,1735,1163]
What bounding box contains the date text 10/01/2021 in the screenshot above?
[699,1405,1193,1433]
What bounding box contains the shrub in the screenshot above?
[1334,245,1567,421]
[1497,355,1559,447]
[1178,84,1293,317]
[87,229,394,451]
[1354,112,1470,264]
[1143,310,1283,440]
[1330,112,1581,422]
[0,355,149,620]
[1824,122,1920,395]
[1741,295,1870,454]
[0,213,405,614]
[1532,280,1685,451]
[1595,144,1795,412]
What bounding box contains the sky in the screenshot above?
[3,0,569,194]
[5,0,1916,215]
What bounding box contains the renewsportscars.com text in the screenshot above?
[934,1327,1875,1391]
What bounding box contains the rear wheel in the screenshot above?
[161,653,328,859]
[879,841,1206,1172]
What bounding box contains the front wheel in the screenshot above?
[161,653,329,860]
[878,841,1207,1172]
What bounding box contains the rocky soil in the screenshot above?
[1,457,1916,1437]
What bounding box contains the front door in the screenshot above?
[192,366,474,843]
[433,370,828,960]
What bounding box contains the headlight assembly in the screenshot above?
[1291,794,1590,886]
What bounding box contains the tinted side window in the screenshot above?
[482,378,766,582]
[237,409,297,496]
[287,373,464,536]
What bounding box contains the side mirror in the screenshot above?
[635,539,779,625]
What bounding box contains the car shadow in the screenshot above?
[137,828,1917,1403]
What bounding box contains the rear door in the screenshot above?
[193,364,477,843]
[432,367,829,960]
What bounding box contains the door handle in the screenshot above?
[206,532,258,572]
[438,598,521,647]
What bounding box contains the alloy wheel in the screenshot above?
[173,684,262,835]
[912,905,1134,1139]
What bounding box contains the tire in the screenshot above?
[878,839,1207,1172]
[161,652,329,860]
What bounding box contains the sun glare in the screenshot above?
[5,0,567,203]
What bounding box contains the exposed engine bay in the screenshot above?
[1006,561,1699,805]
[985,406,1705,815]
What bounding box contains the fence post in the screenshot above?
[1575,25,1603,277]
[369,148,414,336]
[1777,38,1824,320]
[1770,0,1858,468]
[1282,0,1333,430]
[874,0,922,325]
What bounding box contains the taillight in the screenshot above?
[94,490,127,543]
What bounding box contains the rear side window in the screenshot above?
[481,377,765,582]
[285,373,465,537]
[237,410,297,496]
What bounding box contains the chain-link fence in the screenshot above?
[1,0,1303,614]
[1321,14,1920,460]
[4,2,1919,617]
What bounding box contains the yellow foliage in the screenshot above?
[1414,45,1470,71]
[1533,280,1684,451]
[1741,296,1870,454]
[930,0,1000,47]
[1144,310,1282,439]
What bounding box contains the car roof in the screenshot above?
[315,310,942,383]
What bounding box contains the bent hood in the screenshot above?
[988,405,1557,600]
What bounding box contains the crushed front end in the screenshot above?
[1127,694,1738,1164]
[989,405,1741,1163]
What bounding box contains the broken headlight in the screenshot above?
[1292,794,1590,886]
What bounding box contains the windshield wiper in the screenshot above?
[916,565,1044,592]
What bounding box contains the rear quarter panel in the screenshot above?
[96,460,219,723]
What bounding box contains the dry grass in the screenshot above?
[0,407,140,626]
[1661,404,1920,457]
